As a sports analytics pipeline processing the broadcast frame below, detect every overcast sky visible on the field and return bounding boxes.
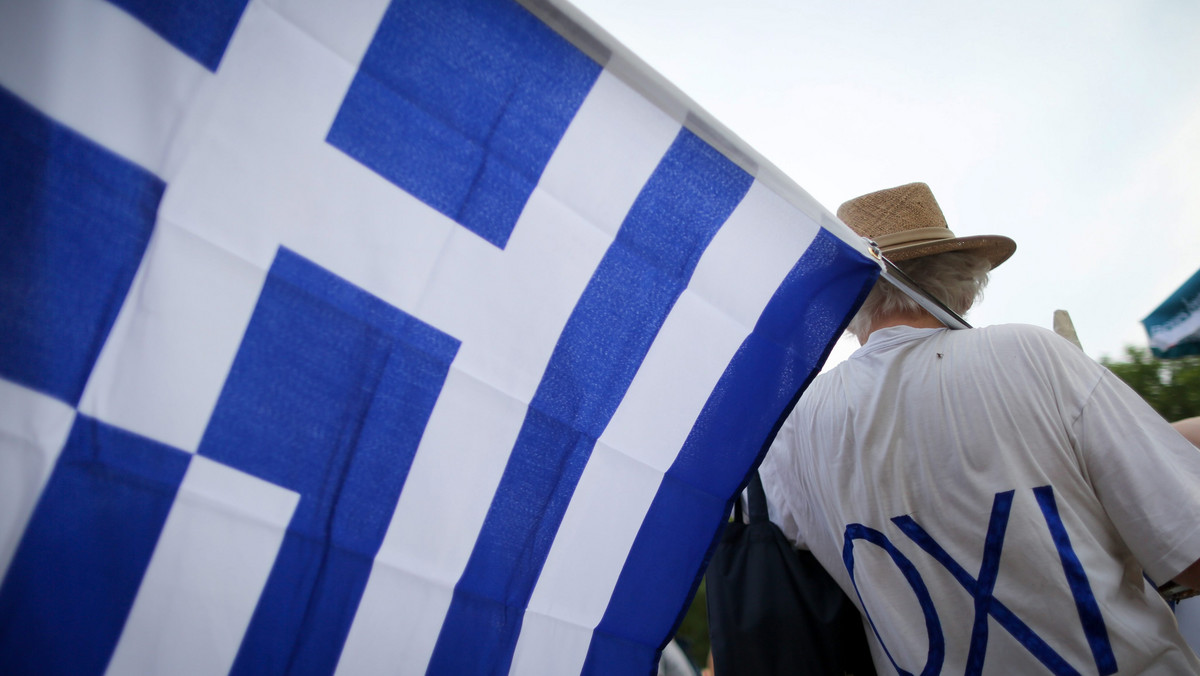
[569,0,1200,364]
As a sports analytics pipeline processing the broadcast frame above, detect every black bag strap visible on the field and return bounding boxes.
[744,470,770,524]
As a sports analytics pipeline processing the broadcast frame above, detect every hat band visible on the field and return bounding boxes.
[874,226,956,249]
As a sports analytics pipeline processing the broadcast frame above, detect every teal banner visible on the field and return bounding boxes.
[1143,267,1200,359]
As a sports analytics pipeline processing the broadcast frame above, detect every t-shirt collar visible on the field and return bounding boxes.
[853,325,948,358]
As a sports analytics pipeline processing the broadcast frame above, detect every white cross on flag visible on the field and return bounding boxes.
[0,0,878,673]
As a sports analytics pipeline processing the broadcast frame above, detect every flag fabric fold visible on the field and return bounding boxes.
[0,0,878,674]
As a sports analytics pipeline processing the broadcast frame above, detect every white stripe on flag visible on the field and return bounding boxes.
[510,181,821,675]
[335,70,682,675]
[596,180,822,473]
[154,0,420,274]
[0,0,208,178]
[332,367,529,676]
[258,0,392,66]
[79,222,268,453]
[79,0,443,453]
[105,456,299,676]
[512,439,666,676]
[0,379,76,582]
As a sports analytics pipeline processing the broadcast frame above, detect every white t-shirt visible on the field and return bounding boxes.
[760,323,1200,675]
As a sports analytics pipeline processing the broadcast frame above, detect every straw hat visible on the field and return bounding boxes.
[836,182,1016,269]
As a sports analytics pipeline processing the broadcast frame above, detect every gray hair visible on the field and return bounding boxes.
[846,251,992,339]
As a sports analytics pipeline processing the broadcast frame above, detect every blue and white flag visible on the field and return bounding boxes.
[0,0,878,674]
[1143,267,1200,359]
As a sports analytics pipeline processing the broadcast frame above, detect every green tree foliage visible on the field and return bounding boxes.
[1101,346,1200,421]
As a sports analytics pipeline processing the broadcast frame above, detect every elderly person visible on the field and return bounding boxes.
[759,182,1200,674]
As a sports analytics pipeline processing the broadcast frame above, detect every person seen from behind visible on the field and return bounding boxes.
[759,182,1200,674]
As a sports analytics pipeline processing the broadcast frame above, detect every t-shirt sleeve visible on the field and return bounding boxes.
[1073,368,1200,584]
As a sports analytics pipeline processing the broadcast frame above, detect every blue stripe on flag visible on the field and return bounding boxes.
[191,248,459,675]
[0,416,192,676]
[582,230,879,674]
[0,85,161,407]
[427,128,755,675]
[327,0,601,249]
[104,0,249,72]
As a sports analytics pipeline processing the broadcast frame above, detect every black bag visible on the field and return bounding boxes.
[706,471,875,676]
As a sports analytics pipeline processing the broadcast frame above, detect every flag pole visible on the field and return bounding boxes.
[863,238,972,330]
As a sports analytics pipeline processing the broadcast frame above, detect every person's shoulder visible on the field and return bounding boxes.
[971,323,1078,352]
[796,365,840,401]
[967,323,1102,379]
[975,322,1058,340]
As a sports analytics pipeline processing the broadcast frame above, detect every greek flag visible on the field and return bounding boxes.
[1144,267,1200,359]
[0,0,877,674]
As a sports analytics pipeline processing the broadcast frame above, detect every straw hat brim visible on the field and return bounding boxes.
[883,234,1016,269]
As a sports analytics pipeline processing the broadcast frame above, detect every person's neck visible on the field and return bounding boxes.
[858,311,945,346]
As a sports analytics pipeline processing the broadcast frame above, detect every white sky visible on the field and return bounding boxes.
[569,0,1200,364]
